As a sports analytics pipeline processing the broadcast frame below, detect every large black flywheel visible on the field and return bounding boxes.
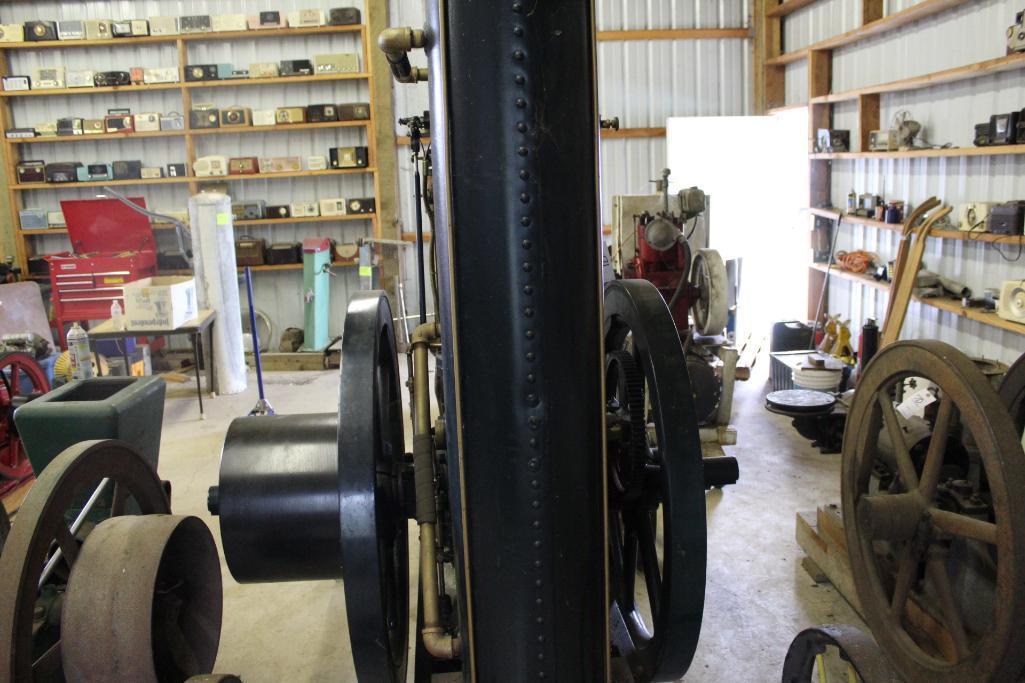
[605,279,707,682]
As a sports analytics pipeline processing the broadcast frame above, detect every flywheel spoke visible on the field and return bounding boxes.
[877,392,919,490]
[918,397,953,501]
[636,507,662,620]
[110,483,128,517]
[32,641,61,675]
[54,525,79,567]
[925,551,970,659]
[889,543,920,616]
[623,524,639,607]
[930,508,997,545]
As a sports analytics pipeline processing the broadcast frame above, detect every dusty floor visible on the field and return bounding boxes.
[155,357,865,681]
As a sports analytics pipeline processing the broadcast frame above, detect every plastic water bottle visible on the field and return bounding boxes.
[110,299,125,331]
[67,322,94,380]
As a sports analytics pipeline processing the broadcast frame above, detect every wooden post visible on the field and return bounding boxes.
[857,94,880,153]
[861,0,885,25]
[755,0,786,112]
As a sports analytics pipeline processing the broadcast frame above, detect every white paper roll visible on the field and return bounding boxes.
[189,193,247,395]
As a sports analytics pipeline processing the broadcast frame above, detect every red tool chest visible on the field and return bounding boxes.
[45,197,158,347]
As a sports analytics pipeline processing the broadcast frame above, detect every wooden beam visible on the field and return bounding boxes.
[861,0,884,24]
[596,28,749,42]
[857,94,880,153]
[811,144,1025,160]
[766,0,821,18]
[601,127,666,139]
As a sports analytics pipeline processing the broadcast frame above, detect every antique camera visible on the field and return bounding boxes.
[291,201,319,217]
[5,128,36,139]
[161,112,185,130]
[144,67,179,84]
[975,122,992,147]
[84,20,112,40]
[319,198,347,216]
[306,155,328,170]
[83,119,105,135]
[167,163,187,177]
[345,197,375,215]
[307,104,339,123]
[0,25,24,42]
[16,161,46,183]
[46,162,83,183]
[194,155,229,177]
[180,15,212,33]
[33,68,66,89]
[19,209,48,230]
[77,163,113,181]
[105,113,135,133]
[276,107,307,124]
[249,62,280,79]
[280,59,314,77]
[314,53,360,74]
[958,202,995,232]
[56,117,84,136]
[330,146,369,169]
[989,201,1025,235]
[288,9,326,27]
[252,109,277,127]
[250,12,287,29]
[112,160,143,180]
[868,129,898,152]
[57,21,85,40]
[221,107,252,127]
[1008,11,1025,52]
[815,128,849,153]
[233,200,267,220]
[134,112,161,132]
[338,102,371,120]
[185,64,219,82]
[2,76,30,91]
[258,156,302,173]
[328,8,362,25]
[94,71,130,87]
[66,70,96,88]
[266,243,301,265]
[266,205,291,219]
[235,236,267,266]
[212,14,248,32]
[190,108,221,129]
[228,157,260,175]
[149,17,180,36]
[990,112,1020,145]
[25,21,58,42]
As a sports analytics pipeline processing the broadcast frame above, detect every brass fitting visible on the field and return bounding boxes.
[378,27,429,83]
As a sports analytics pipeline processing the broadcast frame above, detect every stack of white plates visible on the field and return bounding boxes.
[793,363,842,392]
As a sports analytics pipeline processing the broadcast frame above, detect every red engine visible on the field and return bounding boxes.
[624,211,701,332]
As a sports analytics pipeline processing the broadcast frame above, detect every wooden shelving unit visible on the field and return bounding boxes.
[808,207,1025,245]
[0,18,382,278]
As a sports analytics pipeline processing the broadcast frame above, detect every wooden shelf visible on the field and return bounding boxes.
[810,144,1025,160]
[811,263,1025,336]
[0,83,182,98]
[0,72,368,98]
[0,24,363,50]
[188,119,369,136]
[767,0,972,66]
[809,207,1025,244]
[14,176,189,190]
[13,167,374,190]
[19,213,375,235]
[218,167,376,183]
[766,0,821,19]
[596,28,749,42]
[5,130,186,145]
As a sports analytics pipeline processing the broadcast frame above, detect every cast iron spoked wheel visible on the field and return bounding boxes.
[338,291,409,683]
[689,248,728,337]
[604,279,706,682]
[842,340,1025,683]
[0,504,9,555]
[781,625,900,683]
[606,350,648,501]
[0,439,170,682]
[998,351,1025,437]
[0,351,50,481]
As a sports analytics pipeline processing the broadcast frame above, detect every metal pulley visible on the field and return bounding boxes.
[690,248,729,336]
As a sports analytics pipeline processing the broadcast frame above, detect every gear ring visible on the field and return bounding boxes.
[606,350,648,500]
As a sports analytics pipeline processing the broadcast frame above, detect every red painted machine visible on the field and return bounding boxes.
[46,197,158,348]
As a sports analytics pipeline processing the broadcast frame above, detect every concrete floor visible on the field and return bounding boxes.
[156,357,865,681]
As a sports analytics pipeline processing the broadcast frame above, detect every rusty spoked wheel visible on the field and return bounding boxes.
[0,351,49,482]
[0,439,169,681]
[781,624,900,683]
[998,352,1025,437]
[842,340,1025,682]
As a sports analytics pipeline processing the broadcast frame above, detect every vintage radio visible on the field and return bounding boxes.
[112,20,149,37]
[250,11,287,29]
[276,107,307,124]
[868,129,898,152]
[266,243,301,265]
[266,205,291,219]
[815,128,849,154]
[25,21,58,42]
[94,70,130,87]
[157,250,191,270]
[47,211,66,227]
[235,236,267,266]
[280,59,314,77]
[345,197,376,215]
[17,161,46,183]
[216,63,236,80]
[0,25,24,42]
[212,14,248,32]
[105,114,135,133]
[33,68,66,89]
[160,112,184,130]
[334,242,359,265]
[290,201,319,217]
[134,112,161,132]
[990,112,1020,146]
[84,20,113,40]
[180,15,212,33]
[2,76,30,91]
[220,107,252,127]
[83,119,105,135]
[144,67,179,84]
[319,198,347,217]
[233,200,267,220]
[989,201,1025,235]
[67,70,96,88]
[77,163,113,181]
[46,162,83,183]
[975,122,992,147]
[338,102,371,120]
[252,109,277,127]
[5,128,36,139]
[19,209,48,230]
[112,160,143,180]
[57,118,84,136]
[998,280,1025,325]
[141,166,164,179]
[306,155,328,171]
[307,104,339,123]
[130,67,145,84]
[190,108,221,129]
[194,155,229,177]
[288,9,326,27]
[150,17,180,36]
[228,157,260,175]
[185,64,219,82]
[314,53,360,75]
[35,122,57,137]
[958,203,995,232]
[249,62,280,79]
[57,21,85,40]
[328,8,362,25]
[330,146,369,169]
[257,156,302,173]
[167,163,187,177]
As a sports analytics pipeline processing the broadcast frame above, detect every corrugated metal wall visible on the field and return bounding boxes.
[781,0,1024,364]
[2,0,371,339]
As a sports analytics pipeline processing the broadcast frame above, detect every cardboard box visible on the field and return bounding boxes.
[123,276,197,330]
